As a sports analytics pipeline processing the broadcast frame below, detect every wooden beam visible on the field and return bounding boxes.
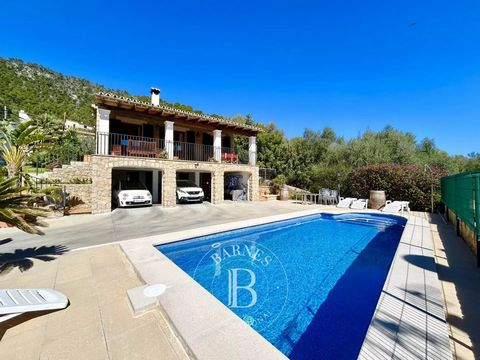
[99,101,260,136]
[147,108,161,114]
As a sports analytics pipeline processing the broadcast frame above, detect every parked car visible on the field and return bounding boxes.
[176,180,204,203]
[113,181,152,207]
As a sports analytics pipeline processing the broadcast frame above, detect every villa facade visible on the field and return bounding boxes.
[54,89,261,214]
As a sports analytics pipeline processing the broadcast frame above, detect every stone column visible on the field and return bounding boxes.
[96,108,111,155]
[162,167,177,207]
[213,129,222,162]
[152,170,159,203]
[211,169,224,204]
[249,136,257,166]
[248,167,260,201]
[91,156,112,214]
[194,172,200,186]
[165,121,174,160]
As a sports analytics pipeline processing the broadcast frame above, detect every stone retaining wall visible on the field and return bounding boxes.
[64,184,92,209]
[46,161,92,182]
[446,208,478,256]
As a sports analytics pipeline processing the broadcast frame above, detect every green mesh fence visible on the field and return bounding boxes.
[441,169,480,235]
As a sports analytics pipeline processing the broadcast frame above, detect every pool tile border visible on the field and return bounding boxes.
[120,209,452,359]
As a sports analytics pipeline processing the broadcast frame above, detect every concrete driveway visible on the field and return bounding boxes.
[0,201,312,254]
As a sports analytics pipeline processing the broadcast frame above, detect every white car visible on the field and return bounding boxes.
[113,181,152,207]
[176,180,204,203]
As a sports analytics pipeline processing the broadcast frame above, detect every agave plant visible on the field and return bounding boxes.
[0,176,50,234]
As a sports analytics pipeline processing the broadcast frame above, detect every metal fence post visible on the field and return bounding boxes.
[63,185,67,217]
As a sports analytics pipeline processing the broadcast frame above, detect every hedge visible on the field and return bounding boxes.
[347,164,447,211]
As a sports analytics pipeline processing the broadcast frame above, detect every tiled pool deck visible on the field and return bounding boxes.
[359,214,452,359]
[0,205,461,359]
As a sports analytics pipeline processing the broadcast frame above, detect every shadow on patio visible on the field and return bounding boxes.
[0,243,69,275]
[421,213,480,359]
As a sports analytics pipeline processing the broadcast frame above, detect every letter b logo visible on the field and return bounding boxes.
[227,268,257,308]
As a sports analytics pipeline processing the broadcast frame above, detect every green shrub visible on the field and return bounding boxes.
[271,175,287,193]
[347,164,447,211]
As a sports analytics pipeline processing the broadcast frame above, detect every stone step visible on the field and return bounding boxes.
[70,161,87,167]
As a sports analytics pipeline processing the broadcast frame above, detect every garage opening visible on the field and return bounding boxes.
[224,171,249,201]
[176,171,212,203]
[111,169,162,208]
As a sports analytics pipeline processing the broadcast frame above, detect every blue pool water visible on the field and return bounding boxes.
[158,213,406,359]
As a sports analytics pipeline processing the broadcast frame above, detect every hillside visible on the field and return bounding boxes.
[0,57,207,126]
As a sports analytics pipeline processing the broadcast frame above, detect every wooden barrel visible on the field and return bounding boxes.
[280,187,289,201]
[369,190,386,210]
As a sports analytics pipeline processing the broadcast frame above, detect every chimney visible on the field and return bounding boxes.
[150,87,160,106]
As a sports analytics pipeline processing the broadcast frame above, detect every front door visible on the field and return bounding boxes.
[200,173,212,202]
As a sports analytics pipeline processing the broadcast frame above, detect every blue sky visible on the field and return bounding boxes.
[1,0,479,155]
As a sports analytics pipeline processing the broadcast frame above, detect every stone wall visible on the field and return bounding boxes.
[46,161,92,182]
[446,207,478,257]
[90,155,260,214]
[64,184,92,209]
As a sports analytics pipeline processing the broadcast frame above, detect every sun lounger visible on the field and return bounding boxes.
[350,199,369,210]
[0,288,69,323]
[337,197,357,208]
[383,200,410,213]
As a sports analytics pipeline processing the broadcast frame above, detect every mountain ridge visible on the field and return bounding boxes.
[0,57,209,125]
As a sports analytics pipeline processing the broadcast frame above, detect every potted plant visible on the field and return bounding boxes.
[272,175,288,200]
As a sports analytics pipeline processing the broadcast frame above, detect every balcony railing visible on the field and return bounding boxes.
[97,132,165,158]
[96,132,241,163]
[172,141,214,162]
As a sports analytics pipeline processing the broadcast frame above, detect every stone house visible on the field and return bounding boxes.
[51,88,261,214]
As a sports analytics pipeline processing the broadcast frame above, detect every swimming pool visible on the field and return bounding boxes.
[158,212,406,359]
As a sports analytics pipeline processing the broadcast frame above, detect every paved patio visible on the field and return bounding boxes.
[0,245,186,360]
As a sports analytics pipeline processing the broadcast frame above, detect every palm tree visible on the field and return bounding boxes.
[0,176,50,234]
[2,141,28,179]
[0,120,52,181]
[1,120,49,149]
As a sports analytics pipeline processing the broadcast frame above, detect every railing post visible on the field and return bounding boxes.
[165,121,174,160]
[96,108,110,155]
[96,132,109,156]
